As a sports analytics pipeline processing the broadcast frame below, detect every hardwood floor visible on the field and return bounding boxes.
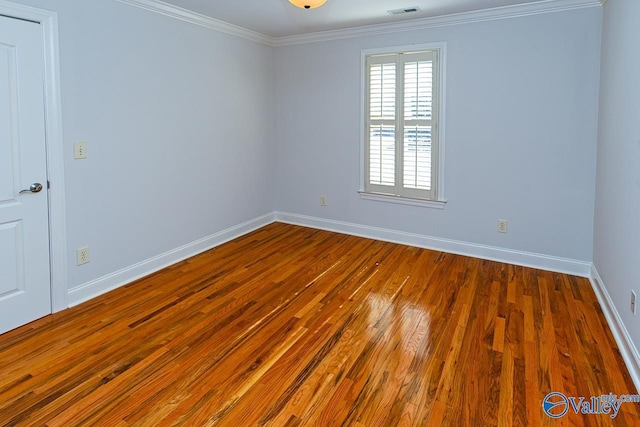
[0,223,638,426]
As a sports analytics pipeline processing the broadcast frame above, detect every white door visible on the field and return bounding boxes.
[0,15,51,334]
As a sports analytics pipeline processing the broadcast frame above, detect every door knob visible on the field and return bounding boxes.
[20,183,43,194]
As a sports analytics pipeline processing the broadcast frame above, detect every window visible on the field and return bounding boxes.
[363,46,444,204]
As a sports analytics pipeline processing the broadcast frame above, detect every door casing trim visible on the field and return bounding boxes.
[0,0,67,312]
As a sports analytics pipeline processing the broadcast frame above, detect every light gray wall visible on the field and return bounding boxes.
[275,7,602,262]
[594,0,640,351]
[11,0,276,291]
[5,1,605,299]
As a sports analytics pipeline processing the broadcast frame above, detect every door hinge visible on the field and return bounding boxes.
[47,180,50,189]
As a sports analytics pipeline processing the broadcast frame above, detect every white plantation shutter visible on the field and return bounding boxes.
[365,50,439,200]
[368,61,396,186]
[369,124,395,186]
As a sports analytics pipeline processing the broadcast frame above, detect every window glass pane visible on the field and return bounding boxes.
[370,125,395,186]
[370,63,396,120]
[403,126,431,190]
[404,61,433,120]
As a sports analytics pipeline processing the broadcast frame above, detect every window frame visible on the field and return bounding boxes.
[360,43,447,207]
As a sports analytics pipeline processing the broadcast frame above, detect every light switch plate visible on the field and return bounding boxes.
[74,142,87,159]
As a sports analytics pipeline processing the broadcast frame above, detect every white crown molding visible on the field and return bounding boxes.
[114,0,273,46]
[273,0,602,46]
[115,0,601,47]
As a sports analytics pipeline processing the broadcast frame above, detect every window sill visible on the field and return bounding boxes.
[358,191,447,209]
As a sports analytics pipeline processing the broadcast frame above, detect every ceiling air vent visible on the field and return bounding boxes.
[388,6,421,15]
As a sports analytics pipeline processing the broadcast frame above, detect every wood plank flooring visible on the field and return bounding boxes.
[0,223,638,426]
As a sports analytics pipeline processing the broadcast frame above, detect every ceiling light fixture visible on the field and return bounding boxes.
[288,0,327,9]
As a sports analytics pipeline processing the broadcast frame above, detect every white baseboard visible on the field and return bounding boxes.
[67,213,276,306]
[68,210,591,306]
[589,265,640,393]
[275,212,640,389]
[274,211,592,277]
[66,210,638,393]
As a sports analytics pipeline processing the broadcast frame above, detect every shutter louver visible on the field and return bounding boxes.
[404,60,433,121]
[403,126,431,190]
[403,59,433,191]
[370,125,395,186]
[369,63,396,120]
[368,61,396,187]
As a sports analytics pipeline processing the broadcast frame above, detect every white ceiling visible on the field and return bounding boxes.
[158,0,556,38]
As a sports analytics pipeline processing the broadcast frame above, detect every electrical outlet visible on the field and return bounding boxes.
[74,142,87,159]
[77,246,90,265]
[320,195,327,206]
[632,291,637,315]
[498,219,508,233]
